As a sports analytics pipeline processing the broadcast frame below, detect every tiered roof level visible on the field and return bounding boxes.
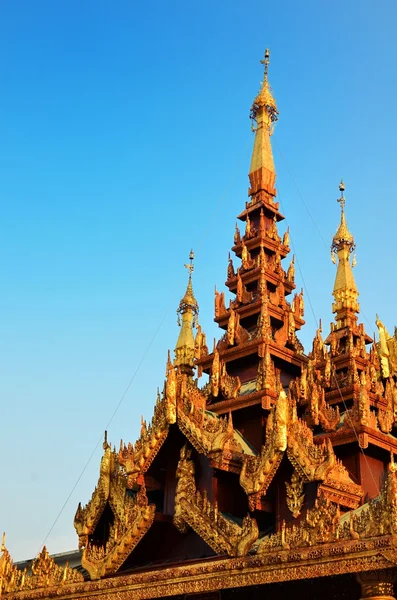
[294,182,397,500]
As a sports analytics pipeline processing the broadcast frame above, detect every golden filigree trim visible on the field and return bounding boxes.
[174,446,258,556]
[0,538,83,595]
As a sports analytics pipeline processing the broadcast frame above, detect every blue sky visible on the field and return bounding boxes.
[1,0,397,560]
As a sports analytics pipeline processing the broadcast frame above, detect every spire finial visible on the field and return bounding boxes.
[260,48,270,83]
[338,179,346,211]
[250,49,278,128]
[179,250,198,316]
[330,181,359,327]
[184,249,194,277]
[248,49,278,196]
[175,252,199,372]
[332,180,355,251]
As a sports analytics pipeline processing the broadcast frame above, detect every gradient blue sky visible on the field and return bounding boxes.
[1,0,397,560]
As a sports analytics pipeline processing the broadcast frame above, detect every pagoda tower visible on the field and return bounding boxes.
[197,49,306,446]
[295,182,397,500]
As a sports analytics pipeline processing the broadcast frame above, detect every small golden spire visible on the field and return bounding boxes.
[249,49,278,197]
[330,181,359,328]
[178,249,198,313]
[175,251,199,373]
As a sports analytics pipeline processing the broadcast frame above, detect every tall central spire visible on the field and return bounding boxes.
[249,49,279,200]
[331,181,359,329]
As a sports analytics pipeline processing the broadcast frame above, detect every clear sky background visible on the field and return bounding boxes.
[1,0,397,561]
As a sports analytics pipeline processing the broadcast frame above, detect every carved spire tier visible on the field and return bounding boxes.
[295,182,397,505]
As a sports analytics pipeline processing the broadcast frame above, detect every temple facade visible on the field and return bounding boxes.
[2,51,397,600]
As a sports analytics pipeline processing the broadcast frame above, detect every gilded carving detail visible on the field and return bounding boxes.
[259,494,341,553]
[241,241,255,271]
[214,289,227,318]
[376,315,397,379]
[116,359,176,488]
[285,472,305,518]
[74,439,156,580]
[176,378,243,458]
[256,345,276,393]
[174,446,258,556]
[0,538,83,595]
[342,459,397,540]
[240,391,361,509]
[240,391,288,508]
[236,272,252,305]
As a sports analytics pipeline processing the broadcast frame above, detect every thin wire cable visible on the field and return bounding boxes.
[196,136,252,251]
[39,304,172,551]
[38,136,253,551]
[273,138,375,335]
[277,184,319,327]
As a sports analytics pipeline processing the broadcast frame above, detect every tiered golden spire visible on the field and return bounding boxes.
[249,49,279,198]
[174,250,199,372]
[331,181,359,328]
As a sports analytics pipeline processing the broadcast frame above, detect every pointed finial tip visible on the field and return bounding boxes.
[260,48,271,78]
[184,250,195,276]
[339,179,345,193]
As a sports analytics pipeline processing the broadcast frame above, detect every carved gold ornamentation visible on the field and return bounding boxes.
[244,214,256,239]
[297,362,340,432]
[342,459,397,540]
[174,446,258,556]
[241,241,255,271]
[211,347,220,398]
[286,255,295,284]
[0,534,25,595]
[0,537,83,595]
[227,255,235,280]
[240,391,288,508]
[117,361,176,488]
[259,493,341,553]
[236,272,252,305]
[376,315,397,380]
[214,289,227,318]
[176,378,243,460]
[234,223,241,245]
[292,289,304,320]
[74,438,156,580]
[285,472,305,518]
[282,227,290,248]
[256,345,276,393]
[240,391,361,510]
[195,324,208,377]
[220,362,241,400]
